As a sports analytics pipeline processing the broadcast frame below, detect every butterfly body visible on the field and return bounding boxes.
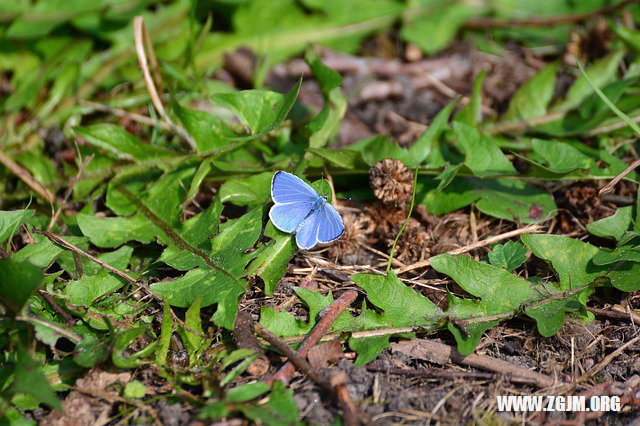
[269,171,344,250]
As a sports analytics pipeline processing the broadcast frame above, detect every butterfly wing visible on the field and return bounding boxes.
[270,171,319,204]
[316,202,344,243]
[295,213,320,250]
[269,171,319,233]
[269,202,314,233]
[294,201,344,250]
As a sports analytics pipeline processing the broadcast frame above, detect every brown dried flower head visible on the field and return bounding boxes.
[385,217,429,263]
[363,202,406,242]
[327,213,367,262]
[369,158,414,208]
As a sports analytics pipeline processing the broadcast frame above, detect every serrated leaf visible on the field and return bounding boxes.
[159,197,223,270]
[209,207,263,276]
[431,253,587,352]
[488,240,528,271]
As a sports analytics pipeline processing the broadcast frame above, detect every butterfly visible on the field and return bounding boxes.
[269,171,345,250]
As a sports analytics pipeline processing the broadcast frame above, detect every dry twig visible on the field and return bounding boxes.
[268,290,358,385]
[133,16,197,150]
[395,223,544,274]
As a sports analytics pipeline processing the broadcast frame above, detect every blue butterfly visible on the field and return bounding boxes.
[269,171,345,250]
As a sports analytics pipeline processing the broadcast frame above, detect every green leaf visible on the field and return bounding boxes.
[350,272,443,363]
[159,196,223,270]
[592,238,640,266]
[186,159,213,200]
[455,71,486,126]
[435,163,462,192]
[219,172,273,205]
[182,296,204,358]
[124,380,146,399]
[431,253,581,351]
[112,327,157,368]
[401,4,479,55]
[554,50,624,112]
[303,52,347,150]
[15,148,58,185]
[348,135,413,167]
[503,63,557,121]
[264,381,298,424]
[575,56,640,137]
[305,50,341,94]
[12,233,69,268]
[12,349,61,409]
[488,241,528,271]
[408,99,459,166]
[587,206,633,240]
[0,259,43,315]
[226,382,270,402]
[76,214,156,248]
[74,334,110,368]
[349,335,391,367]
[74,124,174,161]
[65,245,133,306]
[211,78,301,140]
[151,268,245,330]
[420,177,556,223]
[174,102,234,152]
[210,207,263,275]
[155,302,173,366]
[453,123,516,177]
[530,139,593,173]
[309,148,365,169]
[0,209,34,246]
[247,223,297,295]
[260,288,336,338]
[522,233,640,292]
[522,234,600,289]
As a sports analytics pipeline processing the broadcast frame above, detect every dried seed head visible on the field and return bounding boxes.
[369,158,414,207]
[385,218,429,263]
[327,213,367,262]
[564,18,612,65]
[363,202,406,242]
